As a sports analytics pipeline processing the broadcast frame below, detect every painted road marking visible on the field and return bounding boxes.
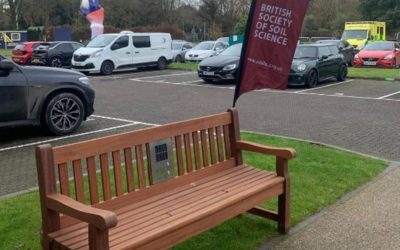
[0,116,160,153]
[377,90,400,100]
[294,80,354,93]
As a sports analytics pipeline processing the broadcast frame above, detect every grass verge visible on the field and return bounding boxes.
[348,67,400,80]
[169,63,400,81]
[0,133,387,250]
[0,49,12,57]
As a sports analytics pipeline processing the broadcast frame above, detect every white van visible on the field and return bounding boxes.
[72,31,173,75]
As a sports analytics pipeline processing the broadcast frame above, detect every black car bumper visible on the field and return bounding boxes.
[288,73,307,86]
[198,69,237,82]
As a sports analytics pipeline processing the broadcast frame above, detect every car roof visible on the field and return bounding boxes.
[298,43,332,47]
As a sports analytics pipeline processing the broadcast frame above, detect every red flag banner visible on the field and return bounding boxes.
[233,0,309,106]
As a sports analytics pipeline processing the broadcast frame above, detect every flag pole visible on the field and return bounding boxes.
[232,0,257,107]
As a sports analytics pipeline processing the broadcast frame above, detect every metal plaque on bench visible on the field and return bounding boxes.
[149,138,174,184]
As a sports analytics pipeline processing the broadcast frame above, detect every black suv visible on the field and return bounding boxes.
[0,57,95,135]
[31,41,83,68]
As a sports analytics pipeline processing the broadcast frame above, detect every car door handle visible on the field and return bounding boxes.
[135,52,139,54]
[126,52,131,55]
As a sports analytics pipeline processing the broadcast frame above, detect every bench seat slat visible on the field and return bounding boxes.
[49,166,283,249]
[55,165,264,239]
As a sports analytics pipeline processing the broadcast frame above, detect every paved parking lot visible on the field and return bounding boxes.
[1,69,399,197]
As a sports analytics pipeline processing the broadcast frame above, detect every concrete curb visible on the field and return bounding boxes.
[257,161,400,250]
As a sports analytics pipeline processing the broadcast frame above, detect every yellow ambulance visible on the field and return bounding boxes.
[341,21,386,50]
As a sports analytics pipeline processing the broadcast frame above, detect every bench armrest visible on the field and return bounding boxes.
[236,140,296,160]
[47,194,118,231]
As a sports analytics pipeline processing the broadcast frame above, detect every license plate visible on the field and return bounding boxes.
[74,62,82,66]
[203,71,214,76]
[32,58,40,64]
[364,61,377,66]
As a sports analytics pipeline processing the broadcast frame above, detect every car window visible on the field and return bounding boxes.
[132,36,151,48]
[215,42,224,50]
[112,36,129,50]
[56,43,73,52]
[183,43,192,49]
[71,43,83,50]
[318,46,332,57]
[329,45,339,54]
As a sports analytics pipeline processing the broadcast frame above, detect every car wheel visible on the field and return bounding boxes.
[337,64,348,81]
[305,70,318,88]
[44,93,85,135]
[393,59,398,69]
[157,57,167,70]
[49,57,63,68]
[100,61,114,75]
[175,55,182,63]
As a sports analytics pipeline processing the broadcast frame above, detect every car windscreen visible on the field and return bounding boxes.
[293,46,318,59]
[341,30,368,40]
[220,44,242,57]
[87,34,118,48]
[172,43,183,50]
[194,42,214,50]
[14,44,26,50]
[36,43,57,50]
[363,42,393,51]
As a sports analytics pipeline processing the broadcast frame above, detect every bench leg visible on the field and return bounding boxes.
[277,182,290,234]
[89,226,109,250]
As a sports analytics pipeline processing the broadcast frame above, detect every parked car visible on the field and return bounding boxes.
[289,44,348,88]
[0,56,94,135]
[198,43,242,83]
[316,39,355,66]
[11,41,42,64]
[353,41,400,68]
[185,41,229,62]
[172,40,192,63]
[31,41,83,68]
[72,31,173,75]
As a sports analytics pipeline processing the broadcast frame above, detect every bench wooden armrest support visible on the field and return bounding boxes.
[236,140,296,160]
[47,194,118,231]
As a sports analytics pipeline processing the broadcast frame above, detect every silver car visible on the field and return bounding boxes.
[172,41,193,63]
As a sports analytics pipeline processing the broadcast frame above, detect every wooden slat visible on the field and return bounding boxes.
[183,134,193,173]
[86,156,99,205]
[72,160,85,203]
[208,128,217,164]
[124,148,135,192]
[146,143,153,186]
[112,151,124,196]
[99,153,111,201]
[175,135,184,176]
[215,126,224,162]
[135,145,146,189]
[53,112,232,164]
[223,125,231,159]
[200,130,209,167]
[192,131,201,170]
[58,163,70,197]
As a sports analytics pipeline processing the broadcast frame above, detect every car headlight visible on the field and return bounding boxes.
[222,64,237,71]
[384,54,393,60]
[297,63,306,71]
[79,77,91,85]
[91,50,103,58]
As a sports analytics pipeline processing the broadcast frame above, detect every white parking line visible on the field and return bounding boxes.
[294,80,354,93]
[377,90,400,100]
[130,72,196,80]
[0,116,160,152]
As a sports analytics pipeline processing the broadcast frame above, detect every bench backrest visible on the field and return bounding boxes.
[36,108,241,206]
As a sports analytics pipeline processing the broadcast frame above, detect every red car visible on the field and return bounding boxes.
[11,41,42,64]
[353,41,400,68]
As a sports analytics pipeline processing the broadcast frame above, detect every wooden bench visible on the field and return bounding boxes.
[36,108,296,250]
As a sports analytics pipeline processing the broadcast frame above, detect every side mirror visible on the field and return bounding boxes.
[338,47,344,51]
[320,55,329,60]
[0,61,14,77]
